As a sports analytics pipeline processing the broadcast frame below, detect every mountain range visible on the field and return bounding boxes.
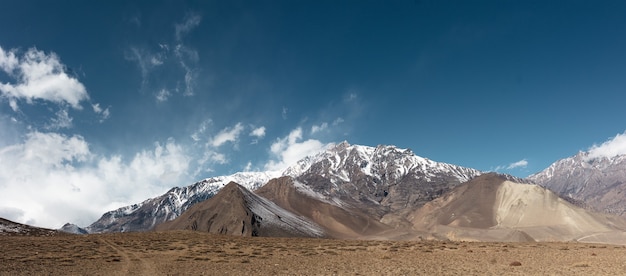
[83,142,481,234]
[49,141,626,244]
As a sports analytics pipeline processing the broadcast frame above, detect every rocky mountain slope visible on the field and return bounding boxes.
[255,176,394,239]
[87,142,482,233]
[156,182,324,238]
[410,173,626,243]
[287,142,482,227]
[528,152,626,217]
[0,218,60,236]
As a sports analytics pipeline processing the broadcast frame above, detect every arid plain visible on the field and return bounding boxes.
[2,231,626,275]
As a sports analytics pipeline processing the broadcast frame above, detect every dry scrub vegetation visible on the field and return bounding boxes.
[2,231,626,275]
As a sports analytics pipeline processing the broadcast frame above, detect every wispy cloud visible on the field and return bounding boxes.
[493,158,529,172]
[191,119,212,142]
[175,13,201,41]
[45,108,73,130]
[125,13,201,98]
[587,131,626,159]
[91,103,110,123]
[311,122,328,134]
[155,88,171,102]
[507,159,528,169]
[124,47,165,91]
[282,107,288,119]
[211,122,244,147]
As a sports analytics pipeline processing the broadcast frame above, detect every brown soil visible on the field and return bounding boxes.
[2,231,626,275]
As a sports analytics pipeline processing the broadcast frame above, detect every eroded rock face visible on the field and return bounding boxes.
[255,176,392,239]
[529,152,626,217]
[156,182,325,238]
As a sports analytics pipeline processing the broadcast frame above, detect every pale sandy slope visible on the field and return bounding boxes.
[409,174,626,244]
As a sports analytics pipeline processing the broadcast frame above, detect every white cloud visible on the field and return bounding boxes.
[587,131,626,159]
[265,127,329,171]
[8,99,18,112]
[311,122,328,134]
[211,122,244,147]
[155,88,171,102]
[150,56,164,66]
[46,109,73,130]
[175,13,202,41]
[0,132,191,228]
[507,159,528,169]
[250,126,266,138]
[332,117,344,126]
[0,46,19,72]
[92,103,110,123]
[0,46,89,109]
[492,158,529,172]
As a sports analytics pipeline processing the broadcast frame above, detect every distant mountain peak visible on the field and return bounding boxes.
[529,150,626,217]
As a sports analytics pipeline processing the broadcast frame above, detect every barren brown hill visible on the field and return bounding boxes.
[255,176,394,239]
[156,182,324,238]
[409,173,626,243]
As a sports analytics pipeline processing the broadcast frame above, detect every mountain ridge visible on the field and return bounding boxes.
[84,142,482,233]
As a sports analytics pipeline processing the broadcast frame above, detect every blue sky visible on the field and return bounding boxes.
[2,0,626,228]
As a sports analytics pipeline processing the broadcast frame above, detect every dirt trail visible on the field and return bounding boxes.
[99,238,156,275]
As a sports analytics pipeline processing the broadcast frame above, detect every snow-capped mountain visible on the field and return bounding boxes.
[528,152,626,217]
[86,142,482,233]
[289,142,482,224]
[86,171,280,233]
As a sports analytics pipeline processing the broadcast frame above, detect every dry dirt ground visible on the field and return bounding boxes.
[2,231,626,275]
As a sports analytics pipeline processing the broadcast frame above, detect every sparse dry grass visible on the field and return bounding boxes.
[1,231,626,275]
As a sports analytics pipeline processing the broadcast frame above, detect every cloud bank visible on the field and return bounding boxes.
[0,132,191,228]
